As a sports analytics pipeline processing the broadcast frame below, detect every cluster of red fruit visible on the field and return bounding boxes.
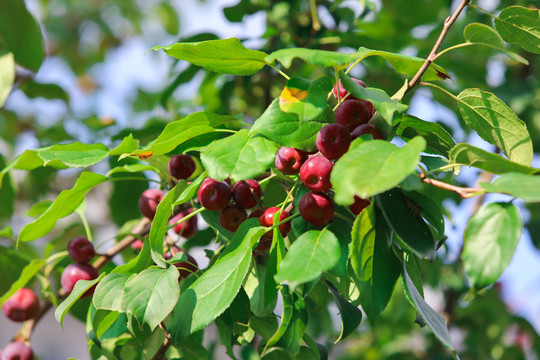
[275,79,374,227]
[197,177,291,252]
[61,236,98,297]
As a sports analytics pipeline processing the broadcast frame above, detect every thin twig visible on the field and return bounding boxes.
[419,173,483,199]
[152,322,173,360]
[403,0,470,96]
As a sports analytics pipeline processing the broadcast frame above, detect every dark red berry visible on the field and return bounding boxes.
[316,123,352,160]
[219,205,248,232]
[197,178,232,211]
[1,341,34,360]
[67,236,95,263]
[335,99,374,132]
[169,208,198,238]
[349,196,370,215]
[168,154,196,180]
[298,192,335,227]
[258,207,291,239]
[232,179,262,209]
[351,123,383,140]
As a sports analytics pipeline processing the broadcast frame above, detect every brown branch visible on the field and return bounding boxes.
[152,322,173,360]
[404,0,470,96]
[419,174,482,199]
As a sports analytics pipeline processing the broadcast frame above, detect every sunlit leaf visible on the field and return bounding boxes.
[481,173,540,202]
[494,6,540,55]
[462,202,522,290]
[0,52,15,107]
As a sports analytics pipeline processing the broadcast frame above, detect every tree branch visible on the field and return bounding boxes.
[151,323,173,360]
[404,0,470,96]
[419,173,483,199]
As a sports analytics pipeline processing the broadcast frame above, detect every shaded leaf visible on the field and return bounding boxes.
[275,229,340,290]
[397,115,455,157]
[495,6,540,55]
[325,280,362,342]
[457,88,533,165]
[0,259,45,307]
[350,204,400,320]
[0,0,44,72]
[252,99,333,151]
[449,143,537,175]
[402,260,458,357]
[462,202,522,290]
[201,129,278,181]
[376,188,436,260]
[153,37,267,76]
[332,137,426,204]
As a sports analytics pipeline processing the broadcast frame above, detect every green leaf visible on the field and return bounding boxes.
[21,80,70,103]
[55,273,105,328]
[266,48,362,68]
[93,273,130,312]
[109,134,139,156]
[121,266,180,331]
[0,247,30,296]
[149,181,189,268]
[0,0,44,72]
[376,188,436,260]
[0,143,110,185]
[402,260,458,357]
[264,227,286,309]
[127,112,232,157]
[153,38,268,76]
[463,23,528,64]
[396,115,455,157]
[355,47,449,81]
[252,99,333,151]
[279,77,333,121]
[480,173,540,202]
[173,171,207,206]
[169,219,266,342]
[449,143,538,175]
[0,51,15,107]
[457,88,533,165]
[325,280,362,343]
[332,137,426,204]
[275,229,340,290]
[402,190,445,241]
[0,259,45,307]
[494,6,540,55]
[266,47,448,81]
[18,172,107,243]
[340,72,408,125]
[350,204,401,320]
[201,129,278,181]
[462,202,522,290]
[265,286,307,355]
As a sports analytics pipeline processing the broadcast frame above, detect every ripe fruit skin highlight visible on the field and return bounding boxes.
[61,263,99,297]
[138,189,164,219]
[350,196,370,215]
[351,123,383,140]
[258,207,292,239]
[232,179,262,209]
[169,208,198,238]
[316,123,351,160]
[2,288,40,323]
[275,147,308,175]
[335,99,374,132]
[298,192,335,227]
[67,236,95,263]
[219,205,248,232]
[299,156,333,192]
[168,154,196,180]
[1,342,34,360]
[197,178,232,211]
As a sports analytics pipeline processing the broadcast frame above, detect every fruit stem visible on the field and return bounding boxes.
[166,207,206,232]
